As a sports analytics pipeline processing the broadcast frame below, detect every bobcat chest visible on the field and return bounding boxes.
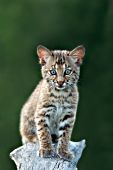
[55,101,63,116]
[49,91,72,118]
[49,98,68,122]
[49,101,64,135]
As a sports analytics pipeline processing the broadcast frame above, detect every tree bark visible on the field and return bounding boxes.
[10,140,86,170]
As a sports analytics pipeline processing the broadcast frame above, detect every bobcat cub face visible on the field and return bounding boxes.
[37,45,85,90]
[49,63,73,90]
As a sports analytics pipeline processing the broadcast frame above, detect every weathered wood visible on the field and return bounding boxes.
[10,140,86,170]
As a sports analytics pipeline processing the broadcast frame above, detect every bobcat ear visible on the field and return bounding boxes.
[37,45,52,65]
[69,45,85,65]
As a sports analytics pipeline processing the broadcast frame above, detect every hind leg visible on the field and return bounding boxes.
[20,113,37,144]
[21,130,37,144]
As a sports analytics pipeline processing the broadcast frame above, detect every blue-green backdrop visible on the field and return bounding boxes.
[0,0,113,170]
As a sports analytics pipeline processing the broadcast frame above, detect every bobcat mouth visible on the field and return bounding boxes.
[56,86,65,90]
[55,83,66,90]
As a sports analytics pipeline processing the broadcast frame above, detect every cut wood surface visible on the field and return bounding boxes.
[10,140,86,170]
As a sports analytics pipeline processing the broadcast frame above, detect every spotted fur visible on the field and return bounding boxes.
[20,45,85,159]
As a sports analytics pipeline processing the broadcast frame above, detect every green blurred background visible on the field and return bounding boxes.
[0,0,113,169]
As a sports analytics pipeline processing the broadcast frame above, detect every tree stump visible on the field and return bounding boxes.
[10,140,86,170]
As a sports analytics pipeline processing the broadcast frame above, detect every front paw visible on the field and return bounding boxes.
[38,148,56,158]
[58,150,74,160]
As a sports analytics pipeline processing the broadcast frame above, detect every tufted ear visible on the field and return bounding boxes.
[69,45,85,65]
[37,45,52,65]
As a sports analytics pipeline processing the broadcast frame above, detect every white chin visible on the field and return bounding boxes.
[55,86,66,90]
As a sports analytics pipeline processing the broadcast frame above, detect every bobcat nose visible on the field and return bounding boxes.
[57,81,64,87]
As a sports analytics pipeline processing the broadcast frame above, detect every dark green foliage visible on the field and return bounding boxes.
[0,0,113,169]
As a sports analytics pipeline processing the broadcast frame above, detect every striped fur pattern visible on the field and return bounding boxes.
[20,45,85,159]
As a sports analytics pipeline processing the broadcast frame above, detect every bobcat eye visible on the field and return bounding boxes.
[50,69,56,75]
[64,69,72,75]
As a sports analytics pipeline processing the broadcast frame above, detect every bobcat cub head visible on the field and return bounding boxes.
[37,45,85,90]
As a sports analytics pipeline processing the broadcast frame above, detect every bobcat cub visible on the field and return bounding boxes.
[20,45,85,159]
